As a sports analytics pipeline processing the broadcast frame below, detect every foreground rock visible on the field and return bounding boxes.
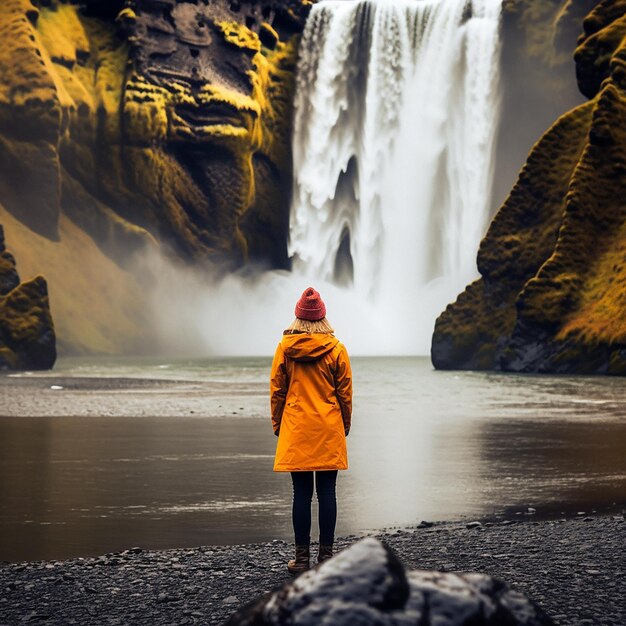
[0,225,55,369]
[227,537,553,625]
[432,1,626,374]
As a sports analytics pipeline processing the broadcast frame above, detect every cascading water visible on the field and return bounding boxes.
[150,0,504,356]
[287,0,502,353]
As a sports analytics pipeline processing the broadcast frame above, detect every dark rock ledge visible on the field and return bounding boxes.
[0,515,624,626]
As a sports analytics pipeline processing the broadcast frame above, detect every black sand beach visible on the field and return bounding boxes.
[1,513,624,626]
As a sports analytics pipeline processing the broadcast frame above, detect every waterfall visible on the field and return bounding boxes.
[287,0,503,353]
[149,0,504,357]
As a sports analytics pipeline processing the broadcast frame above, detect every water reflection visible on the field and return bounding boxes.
[475,419,626,514]
[0,357,624,561]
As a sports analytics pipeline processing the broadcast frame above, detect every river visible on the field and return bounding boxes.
[0,356,624,562]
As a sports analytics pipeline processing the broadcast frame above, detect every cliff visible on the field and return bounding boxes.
[432,0,626,375]
[0,225,55,369]
[0,0,309,357]
[492,0,591,208]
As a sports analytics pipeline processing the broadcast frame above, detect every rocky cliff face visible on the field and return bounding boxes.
[0,226,55,369]
[1,0,308,264]
[0,0,309,356]
[432,0,626,375]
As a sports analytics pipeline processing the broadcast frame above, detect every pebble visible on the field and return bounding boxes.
[0,514,623,625]
[156,593,173,603]
[222,595,239,604]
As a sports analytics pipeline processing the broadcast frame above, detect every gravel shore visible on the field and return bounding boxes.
[1,513,624,626]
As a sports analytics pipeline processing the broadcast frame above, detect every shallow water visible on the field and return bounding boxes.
[1,356,625,562]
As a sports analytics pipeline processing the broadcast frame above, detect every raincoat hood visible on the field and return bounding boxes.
[281,333,339,362]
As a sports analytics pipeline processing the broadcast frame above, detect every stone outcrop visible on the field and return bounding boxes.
[226,538,554,625]
[432,0,626,375]
[0,225,55,369]
[0,0,309,354]
[0,0,307,265]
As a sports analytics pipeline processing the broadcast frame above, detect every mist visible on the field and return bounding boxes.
[137,246,479,357]
[131,0,506,359]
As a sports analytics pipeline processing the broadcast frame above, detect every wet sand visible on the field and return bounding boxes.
[0,513,624,625]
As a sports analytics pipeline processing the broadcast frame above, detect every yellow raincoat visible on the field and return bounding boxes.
[270,333,352,472]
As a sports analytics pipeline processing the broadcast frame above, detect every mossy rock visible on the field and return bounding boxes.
[432,0,626,375]
[0,226,20,295]
[3,2,309,263]
[0,226,56,370]
[0,0,310,355]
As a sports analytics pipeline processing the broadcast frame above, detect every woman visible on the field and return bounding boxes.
[270,287,352,574]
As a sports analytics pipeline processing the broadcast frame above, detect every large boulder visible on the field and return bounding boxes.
[432,0,626,375]
[0,225,55,370]
[226,538,554,625]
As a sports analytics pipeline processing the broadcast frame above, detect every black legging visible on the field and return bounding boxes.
[291,470,338,546]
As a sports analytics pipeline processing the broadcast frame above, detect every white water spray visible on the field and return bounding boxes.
[151,0,503,356]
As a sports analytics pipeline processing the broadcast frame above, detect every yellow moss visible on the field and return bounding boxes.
[216,20,261,55]
[0,276,51,343]
[434,1,626,372]
[0,203,151,355]
[255,37,299,160]
[0,0,305,353]
[0,0,61,134]
[260,22,279,47]
[85,17,129,140]
[237,33,300,263]
[37,4,89,70]
[557,219,626,343]
[123,73,170,143]
[116,8,136,23]
[26,2,98,115]
[574,12,626,98]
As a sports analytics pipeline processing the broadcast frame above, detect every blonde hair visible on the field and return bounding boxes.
[285,317,334,335]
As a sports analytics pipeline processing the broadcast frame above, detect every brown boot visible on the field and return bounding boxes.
[318,543,333,564]
[287,544,310,575]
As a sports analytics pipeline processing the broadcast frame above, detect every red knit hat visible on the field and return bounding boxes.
[295,287,326,321]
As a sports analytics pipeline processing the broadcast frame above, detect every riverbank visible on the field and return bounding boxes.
[1,513,623,625]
